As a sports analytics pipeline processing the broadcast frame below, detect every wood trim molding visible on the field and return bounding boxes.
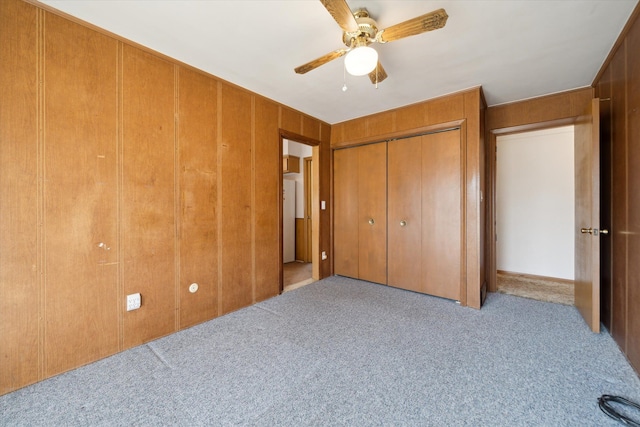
[280,129,321,146]
[332,119,466,150]
[497,270,575,285]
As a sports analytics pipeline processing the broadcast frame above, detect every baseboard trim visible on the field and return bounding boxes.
[497,270,574,285]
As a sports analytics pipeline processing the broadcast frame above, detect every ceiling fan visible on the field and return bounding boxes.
[294,0,448,84]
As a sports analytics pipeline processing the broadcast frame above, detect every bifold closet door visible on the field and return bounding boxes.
[388,136,422,293]
[421,130,462,301]
[388,130,462,301]
[334,147,359,278]
[334,143,387,284]
[358,143,387,284]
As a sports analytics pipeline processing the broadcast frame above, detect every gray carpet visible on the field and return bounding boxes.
[1,276,639,426]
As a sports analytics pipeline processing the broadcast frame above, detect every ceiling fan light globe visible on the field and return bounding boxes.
[344,46,378,76]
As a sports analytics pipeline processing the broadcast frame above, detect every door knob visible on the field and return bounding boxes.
[368,218,375,225]
[580,228,593,234]
[97,242,110,250]
[600,229,609,235]
[400,220,407,227]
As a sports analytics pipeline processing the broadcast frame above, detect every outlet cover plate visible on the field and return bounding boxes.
[126,293,141,311]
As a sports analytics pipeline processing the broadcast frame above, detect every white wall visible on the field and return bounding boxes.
[496,126,574,280]
[283,140,312,218]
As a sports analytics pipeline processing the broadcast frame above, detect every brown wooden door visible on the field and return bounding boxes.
[388,136,422,292]
[358,143,387,284]
[304,157,313,263]
[388,131,462,300]
[575,99,601,333]
[421,130,462,301]
[334,147,359,278]
[334,143,387,283]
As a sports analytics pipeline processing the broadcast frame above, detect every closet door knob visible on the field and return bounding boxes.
[580,227,593,235]
[400,220,407,227]
[368,218,375,225]
[97,242,110,250]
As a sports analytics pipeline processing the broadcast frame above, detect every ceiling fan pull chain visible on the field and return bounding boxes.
[375,61,379,89]
[342,60,348,92]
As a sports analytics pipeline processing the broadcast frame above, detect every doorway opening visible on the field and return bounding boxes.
[495,125,575,305]
[282,138,317,292]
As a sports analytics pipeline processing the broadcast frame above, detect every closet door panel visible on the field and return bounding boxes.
[388,136,422,292]
[358,143,387,284]
[43,14,119,376]
[177,68,217,328]
[422,130,462,300]
[122,46,176,347]
[334,148,359,278]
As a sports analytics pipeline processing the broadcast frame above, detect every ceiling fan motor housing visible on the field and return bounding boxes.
[343,9,378,47]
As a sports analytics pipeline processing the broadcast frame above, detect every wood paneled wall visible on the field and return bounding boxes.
[0,0,331,395]
[330,88,486,309]
[0,0,40,392]
[44,12,120,376]
[593,3,640,374]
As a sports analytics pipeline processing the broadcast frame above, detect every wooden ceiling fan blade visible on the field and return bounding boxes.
[294,49,347,74]
[378,8,448,43]
[320,0,359,33]
[368,61,388,84]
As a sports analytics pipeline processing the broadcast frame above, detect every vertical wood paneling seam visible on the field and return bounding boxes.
[37,7,45,382]
[216,82,223,315]
[300,115,304,138]
[624,39,630,350]
[459,118,467,306]
[461,122,469,306]
[174,65,180,331]
[464,93,477,307]
[278,134,284,293]
[300,114,304,136]
[116,41,124,351]
[384,142,389,284]
[251,96,256,303]
[278,105,283,293]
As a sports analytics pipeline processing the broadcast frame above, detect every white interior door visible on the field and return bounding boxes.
[283,179,296,263]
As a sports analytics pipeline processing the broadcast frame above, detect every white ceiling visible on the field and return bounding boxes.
[40,0,638,124]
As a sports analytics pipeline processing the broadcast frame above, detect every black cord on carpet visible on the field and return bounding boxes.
[598,395,640,426]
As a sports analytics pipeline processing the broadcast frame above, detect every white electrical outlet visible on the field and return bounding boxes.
[126,293,141,311]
